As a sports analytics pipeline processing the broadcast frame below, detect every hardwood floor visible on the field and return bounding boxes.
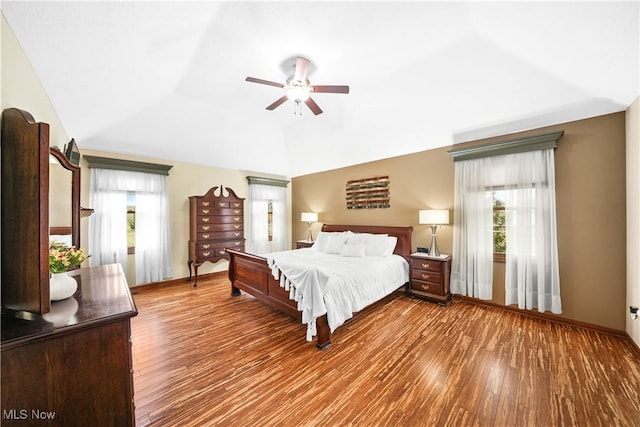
[131,275,640,426]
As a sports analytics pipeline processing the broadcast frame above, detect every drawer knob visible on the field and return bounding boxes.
[202,201,210,207]
[219,250,225,255]
[234,232,240,237]
[202,251,210,257]
[233,203,240,207]
[202,217,209,222]
[234,217,240,222]
[421,274,430,280]
[202,225,210,231]
[202,234,210,239]
[219,202,226,207]
[234,209,241,214]
[202,244,210,249]
[234,241,240,246]
[421,284,430,291]
[234,225,240,229]
[421,263,430,268]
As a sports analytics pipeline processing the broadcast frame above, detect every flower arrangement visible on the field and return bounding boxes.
[49,241,89,274]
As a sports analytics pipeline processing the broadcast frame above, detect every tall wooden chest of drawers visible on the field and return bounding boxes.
[188,186,245,286]
[407,253,452,305]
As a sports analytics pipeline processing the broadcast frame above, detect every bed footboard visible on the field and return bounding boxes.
[226,248,331,349]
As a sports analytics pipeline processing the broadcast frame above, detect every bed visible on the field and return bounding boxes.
[226,224,413,349]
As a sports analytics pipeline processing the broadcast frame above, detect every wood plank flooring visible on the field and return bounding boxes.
[130,275,640,426]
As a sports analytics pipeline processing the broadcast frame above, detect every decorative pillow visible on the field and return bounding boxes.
[365,233,391,257]
[340,243,366,257]
[324,233,349,254]
[313,231,343,252]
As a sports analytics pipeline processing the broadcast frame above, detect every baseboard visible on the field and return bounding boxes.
[130,271,228,293]
[456,295,629,338]
[626,333,640,359]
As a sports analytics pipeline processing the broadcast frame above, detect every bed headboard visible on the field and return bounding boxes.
[320,224,413,259]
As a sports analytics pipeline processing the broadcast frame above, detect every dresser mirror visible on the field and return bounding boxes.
[49,147,80,249]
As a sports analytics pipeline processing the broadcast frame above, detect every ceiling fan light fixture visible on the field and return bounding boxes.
[286,86,310,102]
[246,56,348,116]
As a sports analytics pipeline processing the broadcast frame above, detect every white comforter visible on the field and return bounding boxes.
[265,248,409,341]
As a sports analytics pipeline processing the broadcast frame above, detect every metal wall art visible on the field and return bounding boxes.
[346,175,390,209]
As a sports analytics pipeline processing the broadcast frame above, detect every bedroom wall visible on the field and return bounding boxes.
[292,112,628,331]
[627,96,640,346]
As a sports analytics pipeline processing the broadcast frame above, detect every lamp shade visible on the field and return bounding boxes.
[301,212,318,222]
[419,209,449,225]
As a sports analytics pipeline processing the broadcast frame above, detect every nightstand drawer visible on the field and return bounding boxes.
[410,280,444,295]
[410,257,442,272]
[411,270,441,284]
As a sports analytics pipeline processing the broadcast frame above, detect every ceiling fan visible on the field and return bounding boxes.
[245,57,349,116]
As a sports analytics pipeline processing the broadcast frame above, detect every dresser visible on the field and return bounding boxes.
[1,264,137,427]
[407,253,452,305]
[188,186,245,286]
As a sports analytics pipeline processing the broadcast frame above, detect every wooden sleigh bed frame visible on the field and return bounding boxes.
[226,224,413,349]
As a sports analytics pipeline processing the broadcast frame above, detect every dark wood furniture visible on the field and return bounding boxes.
[1,108,51,314]
[1,263,138,427]
[226,224,413,349]
[188,186,245,286]
[295,240,314,249]
[407,253,452,305]
[49,147,81,249]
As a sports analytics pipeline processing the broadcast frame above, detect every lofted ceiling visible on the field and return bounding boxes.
[1,1,638,177]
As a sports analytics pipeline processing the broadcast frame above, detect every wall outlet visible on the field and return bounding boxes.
[630,306,639,320]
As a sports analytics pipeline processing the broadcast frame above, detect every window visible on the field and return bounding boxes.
[127,192,136,254]
[267,200,273,242]
[88,163,173,285]
[493,190,506,261]
[246,176,289,254]
[449,132,562,314]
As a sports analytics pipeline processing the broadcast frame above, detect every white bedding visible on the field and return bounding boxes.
[266,248,409,341]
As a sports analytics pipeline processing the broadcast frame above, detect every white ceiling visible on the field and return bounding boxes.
[2,1,638,177]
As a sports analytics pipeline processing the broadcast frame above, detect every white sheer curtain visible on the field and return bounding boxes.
[135,173,173,284]
[89,168,173,285]
[450,156,495,299]
[247,183,289,254]
[504,148,561,314]
[89,169,129,270]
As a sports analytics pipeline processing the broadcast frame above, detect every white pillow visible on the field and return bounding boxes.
[324,233,348,254]
[365,233,391,257]
[340,243,366,257]
[384,236,398,256]
[313,231,343,252]
[345,231,374,245]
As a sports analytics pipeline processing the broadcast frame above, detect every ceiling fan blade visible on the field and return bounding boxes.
[246,77,284,88]
[312,85,350,94]
[266,95,289,110]
[294,57,310,82]
[304,97,323,115]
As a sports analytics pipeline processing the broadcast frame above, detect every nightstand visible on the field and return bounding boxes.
[296,240,314,249]
[407,253,452,305]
